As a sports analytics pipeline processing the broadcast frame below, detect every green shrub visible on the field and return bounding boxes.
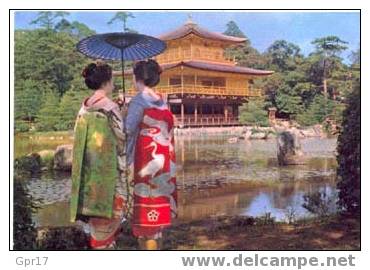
[14,154,42,174]
[13,176,39,250]
[15,121,30,133]
[296,94,345,127]
[239,98,269,127]
[336,82,360,215]
[302,191,337,218]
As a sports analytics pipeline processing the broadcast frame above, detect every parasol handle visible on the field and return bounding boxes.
[120,48,126,107]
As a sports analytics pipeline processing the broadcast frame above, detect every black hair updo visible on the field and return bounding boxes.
[133,59,162,87]
[82,62,112,90]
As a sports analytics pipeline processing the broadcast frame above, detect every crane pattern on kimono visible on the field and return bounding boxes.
[138,141,165,178]
[135,114,177,217]
[134,167,177,217]
[139,114,174,152]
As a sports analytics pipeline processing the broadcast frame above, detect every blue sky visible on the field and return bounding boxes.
[14,11,360,62]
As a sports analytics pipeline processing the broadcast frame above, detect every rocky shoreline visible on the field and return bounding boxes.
[16,124,328,171]
[15,124,330,172]
[175,124,327,140]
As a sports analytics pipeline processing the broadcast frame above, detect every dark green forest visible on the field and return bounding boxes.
[14,12,360,132]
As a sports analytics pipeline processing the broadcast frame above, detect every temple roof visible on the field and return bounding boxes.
[114,61,273,76]
[158,19,247,43]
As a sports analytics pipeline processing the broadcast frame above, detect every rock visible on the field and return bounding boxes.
[243,129,252,140]
[38,149,55,158]
[228,137,238,143]
[54,144,73,171]
[38,150,55,168]
[37,226,89,250]
[313,124,326,138]
[300,127,317,138]
[250,132,267,140]
[277,131,306,165]
[14,153,42,174]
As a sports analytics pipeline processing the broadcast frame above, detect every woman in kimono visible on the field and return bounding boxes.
[126,59,177,250]
[70,62,129,249]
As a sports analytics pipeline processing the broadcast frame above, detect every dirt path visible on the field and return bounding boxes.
[35,214,359,250]
[157,214,360,250]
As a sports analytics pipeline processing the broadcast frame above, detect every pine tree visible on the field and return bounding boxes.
[36,91,60,131]
[311,36,348,98]
[107,12,136,32]
[15,79,42,122]
[239,98,269,127]
[224,21,246,38]
[57,90,90,130]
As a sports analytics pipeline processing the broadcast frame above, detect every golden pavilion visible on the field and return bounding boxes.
[117,18,273,127]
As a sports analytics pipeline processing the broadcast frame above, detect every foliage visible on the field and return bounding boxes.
[107,12,136,32]
[30,11,70,30]
[223,21,267,69]
[36,227,89,250]
[15,29,88,97]
[14,153,42,174]
[55,19,96,38]
[223,21,246,38]
[311,36,348,57]
[14,12,95,132]
[239,98,269,127]
[310,36,348,97]
[15,79,43,122]
[302,191,337,218]
[255,212,275,226]
[275,84,303,117]
[296,94,345,127]
[13,177,39,250]
[336,82,360,215]
[14,120,31,133]
[56,90,90,130]
[266,40,303,72]
[262,36,351,122]
[36,91,60,131]
[14,17,357,132]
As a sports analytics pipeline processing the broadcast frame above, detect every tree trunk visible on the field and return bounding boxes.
[323,78,328,98]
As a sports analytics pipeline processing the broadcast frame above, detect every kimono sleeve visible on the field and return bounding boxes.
[70,115,88,222]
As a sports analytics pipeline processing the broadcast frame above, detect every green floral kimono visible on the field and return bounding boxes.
[70,102,128,223]
[70,111,114,221]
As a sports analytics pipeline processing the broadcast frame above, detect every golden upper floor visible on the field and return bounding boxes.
[155,19,246,66]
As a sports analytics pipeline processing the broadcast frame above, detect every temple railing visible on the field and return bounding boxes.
[155,49,235,65]
[125,84,261,97]
[173,115,240,127]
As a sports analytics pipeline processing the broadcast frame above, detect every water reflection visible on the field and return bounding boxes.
[24,136,337,226]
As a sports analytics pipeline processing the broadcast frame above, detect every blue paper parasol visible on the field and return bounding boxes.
[77,32,166,101]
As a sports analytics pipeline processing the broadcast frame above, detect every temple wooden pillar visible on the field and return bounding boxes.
[199,103,203,125]
[181,103,184,126]
[211,105,215,124]
[181,65,184,97]
[224,103,228,124]
[194,102,198,124]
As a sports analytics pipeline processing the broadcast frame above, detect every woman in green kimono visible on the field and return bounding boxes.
[70,62,129,249]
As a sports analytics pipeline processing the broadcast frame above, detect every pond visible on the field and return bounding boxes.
[17,133,338,226]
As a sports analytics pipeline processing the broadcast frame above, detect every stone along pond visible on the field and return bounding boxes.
[15,133,338,227]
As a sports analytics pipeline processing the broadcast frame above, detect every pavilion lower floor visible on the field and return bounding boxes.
[167,96,246,127]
